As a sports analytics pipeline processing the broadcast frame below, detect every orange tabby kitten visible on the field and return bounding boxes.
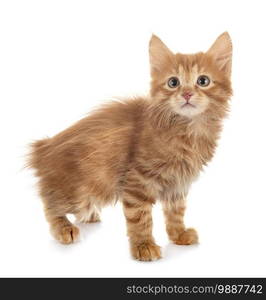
[29,33,232,261]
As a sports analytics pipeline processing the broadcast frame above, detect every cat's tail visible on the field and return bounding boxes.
[26,138,51,174]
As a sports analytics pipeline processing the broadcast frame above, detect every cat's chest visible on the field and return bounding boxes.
[149,134,215,187]
[170,135,214,165]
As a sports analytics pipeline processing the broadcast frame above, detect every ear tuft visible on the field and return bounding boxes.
[207,32,232,76]
[149,34,174,74]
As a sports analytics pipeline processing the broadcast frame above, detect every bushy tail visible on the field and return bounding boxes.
[26,138,51,172]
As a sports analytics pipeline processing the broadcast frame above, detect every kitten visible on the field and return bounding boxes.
[29,33,232,261]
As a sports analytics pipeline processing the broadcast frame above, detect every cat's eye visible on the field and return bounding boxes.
[197,75,210,87]
[168,77,180,88]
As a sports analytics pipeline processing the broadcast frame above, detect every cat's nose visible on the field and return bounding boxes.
[182,91,193,101]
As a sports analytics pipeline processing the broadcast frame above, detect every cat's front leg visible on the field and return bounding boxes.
[122,184,161,261]
[162,195,198,245]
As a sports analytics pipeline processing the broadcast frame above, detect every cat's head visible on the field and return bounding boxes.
[149,33,232,122]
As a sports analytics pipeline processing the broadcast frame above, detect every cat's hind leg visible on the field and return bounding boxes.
[41,189,80,244]
[46,213,80,244]
[75,204,101,224]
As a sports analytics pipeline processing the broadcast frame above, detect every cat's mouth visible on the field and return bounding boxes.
[181,102,196,109]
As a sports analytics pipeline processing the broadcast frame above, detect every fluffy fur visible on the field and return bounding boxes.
[28,33,232,261]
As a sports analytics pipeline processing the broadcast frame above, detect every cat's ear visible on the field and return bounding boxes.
[207,32,232,76]
[149,34,174,74]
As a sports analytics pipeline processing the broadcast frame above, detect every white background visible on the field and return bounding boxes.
[0,0,266,277]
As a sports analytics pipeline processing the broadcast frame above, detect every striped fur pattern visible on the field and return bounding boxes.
[28,33,232,261]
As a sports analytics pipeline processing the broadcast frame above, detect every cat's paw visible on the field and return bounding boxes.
[87,211,101,223]
[131,242,161,261]
[174,228,198,245]
[55,224,80,244]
